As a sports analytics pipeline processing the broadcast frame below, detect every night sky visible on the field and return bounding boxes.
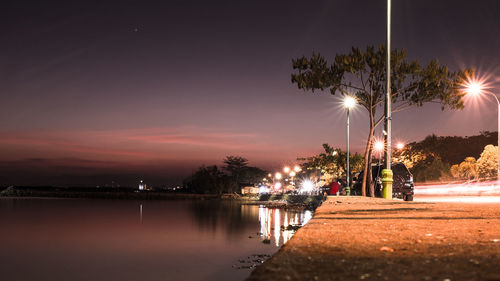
[1,0,499,186]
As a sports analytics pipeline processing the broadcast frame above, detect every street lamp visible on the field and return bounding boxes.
[344,96,356,195]
[396,142,405,150]
[466,80,500,179]
[374,140,384,165]
[289,171,296,186]
[374,140,385,196]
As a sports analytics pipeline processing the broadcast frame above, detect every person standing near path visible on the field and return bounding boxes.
[329,180,340,195]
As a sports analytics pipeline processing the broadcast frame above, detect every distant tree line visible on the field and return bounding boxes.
[450,144,498,180]
[183,156,267,194]
[393,131,498,182]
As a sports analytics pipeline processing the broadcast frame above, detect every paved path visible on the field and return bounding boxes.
[247,196,500,281]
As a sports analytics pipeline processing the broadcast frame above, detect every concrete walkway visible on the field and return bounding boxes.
[247,196,500,281]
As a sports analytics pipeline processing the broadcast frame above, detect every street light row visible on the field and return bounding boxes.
[374,140,405,152]
[268,165,301,181]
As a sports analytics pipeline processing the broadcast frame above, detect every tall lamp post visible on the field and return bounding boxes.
[382,0,394,199]
[344,96,356,195]
[466,81,500,179]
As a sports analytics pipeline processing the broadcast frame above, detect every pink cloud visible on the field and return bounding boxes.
[0,126,292,163]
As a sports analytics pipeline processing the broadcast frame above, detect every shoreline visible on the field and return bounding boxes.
[0,186,325,210]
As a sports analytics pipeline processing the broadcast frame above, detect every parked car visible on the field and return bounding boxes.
[351,162,414,201]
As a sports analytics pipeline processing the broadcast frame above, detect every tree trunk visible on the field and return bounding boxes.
[367,148,375,197]
[361,106,376,197]
[361,125,375,197]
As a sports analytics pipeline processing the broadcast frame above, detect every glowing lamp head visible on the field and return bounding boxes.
[275,172,282,180]
[283,166,290,173]
[396,142,405,150]
[301,179,314,192]
[289,171,296,177]
[344,96,356,109]
[466,81,483,96]
[294,165,301,172]
[374,141,384,152]
[274,182,282,190]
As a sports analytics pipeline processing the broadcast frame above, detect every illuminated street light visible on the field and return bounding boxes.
[283,166,290,173]
[344,95,357,195]
[465,81,483,96]
[374,140,384,152]
[465,79,500,179]
[374,140,384,165]
[275,172,282,180]
[344,96,356,109]
[396,142,405,150]
[293,165,301,172]
[289,171,297,186]
[300,179,314,194]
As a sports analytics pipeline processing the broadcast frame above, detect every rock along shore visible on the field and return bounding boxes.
[247,196,500,281]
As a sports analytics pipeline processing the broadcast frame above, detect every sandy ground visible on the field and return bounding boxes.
[247,196,500,281]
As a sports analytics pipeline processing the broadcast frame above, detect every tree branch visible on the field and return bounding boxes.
[392,103,413,113]
[340,83,365,92]
[374,115,384,128]
[374,98,384,108]
[360,71,367,92]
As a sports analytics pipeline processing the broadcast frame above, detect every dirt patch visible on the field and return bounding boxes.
[247,196,500,281]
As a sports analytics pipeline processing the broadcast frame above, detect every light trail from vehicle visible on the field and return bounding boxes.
[415,196,500,203]
[414,180,500,203]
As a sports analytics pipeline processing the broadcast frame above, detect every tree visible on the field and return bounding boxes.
[411,158,450,182]
[223,155,249,185]
[451,157,477,180]
[183,156,267,194]
[183,165,235,194]
[450,164,461,179]
[239,166,268,185]
[292,46,471,196]
[476,145,498,179]
[458,157,477,180]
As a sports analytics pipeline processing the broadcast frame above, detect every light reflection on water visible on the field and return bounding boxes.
[0,198,312,281]
[258,206,312,247]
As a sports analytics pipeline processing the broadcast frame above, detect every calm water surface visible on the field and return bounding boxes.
[0,198,312,281]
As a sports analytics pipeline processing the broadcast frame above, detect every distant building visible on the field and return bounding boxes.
[241,186,259,195]
[138,180,146,191]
